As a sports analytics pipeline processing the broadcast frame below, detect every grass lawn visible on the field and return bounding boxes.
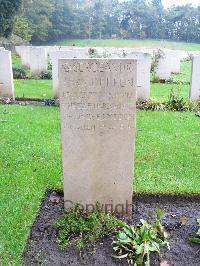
[151,83,190,101]
[135,111,200,194]
[150,60,191,101]
[54,38,200,51]
[14,79,53,99]
[12,53,22,68]
[0,104,199,264]
[0,105,62,265]
[13,60,192,101]
[13,79,189,102]
[171,60,192,83]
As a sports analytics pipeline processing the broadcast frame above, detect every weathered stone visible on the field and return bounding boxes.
[190,56,200,101]
[154,49,173,80]
[0,50,14,99]
[108,51,151,101]
[29,47,48,76]
[59,59,137,216]
[19,46,31,68]
[50,50,87,98]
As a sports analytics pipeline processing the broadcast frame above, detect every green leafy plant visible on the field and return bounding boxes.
[39,70,52,80]
[12,66,28,79]
[190,218,200,245]
[151,49,165,82]
[56,204,124,250]
[112,208,170,266]
[137,99,198,112]
[137,100,166,111]
[166,89,187,111]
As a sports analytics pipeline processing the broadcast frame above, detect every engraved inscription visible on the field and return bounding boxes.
[60,59,136,135]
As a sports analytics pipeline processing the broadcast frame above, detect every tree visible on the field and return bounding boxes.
[13,16,32,41]
[0,0,22,37]
[5,0,200,44]
[22,0,54,42]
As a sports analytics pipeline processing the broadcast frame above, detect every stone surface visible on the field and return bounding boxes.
[154,49,173,80]
[18,46,31,68]
[29,47,48,76]
[170,52,181,74]
[154,49,182,80]
[59,59,137,215]
[0,50,14,99]
[50,50,88,98]
[119,52,151,101]
[190,56,200,101]
[93,49,151,101]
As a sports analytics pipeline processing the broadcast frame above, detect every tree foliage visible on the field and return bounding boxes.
[10,0,200,43]
[0,0,22,37]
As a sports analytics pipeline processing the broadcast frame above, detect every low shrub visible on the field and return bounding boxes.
[166,89,187,111]
[13,66,28,79]
[56,204,124,250]
[137,100,166,111]
[137,92,199,112]
[39,70,52,80]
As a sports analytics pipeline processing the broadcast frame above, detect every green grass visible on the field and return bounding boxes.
[54,38,200,51]
[13,60,192,101]
[171,60,192,83]
[12,53,22,68]
[151,60,191,101]
[135,111,200,194]
[0,104,199,264]
[151,83,189,101]
[14,79,53,99]
[0,105,62,265]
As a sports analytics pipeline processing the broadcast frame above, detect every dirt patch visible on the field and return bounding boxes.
[23,191,200,266]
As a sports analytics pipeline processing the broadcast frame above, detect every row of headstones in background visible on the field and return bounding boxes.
[0,48,14,99]
[15,46,90,76]
[11,46,200,102]
[59,58,136,214]
[15,46,48,75]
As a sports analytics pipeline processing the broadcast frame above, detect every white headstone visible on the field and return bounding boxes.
[59,59,137,215]
[171,53,181,74]
[0,50,14,99]
[20,46,31,68]
[29,47,48,76]
[121,52,151,101]
[50,50,88,98]
[154,50,173,80]
[108,51,150,101]
[190,56,200,101]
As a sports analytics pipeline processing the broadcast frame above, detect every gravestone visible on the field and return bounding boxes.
[50,50,87,98]
[121,52,151,101]
[20,46,31,68]
[154,49,177,80]
[170,51,181,74]
[29,47,48,76]
[190,56,200,101]
[0,50,14,99]
[109,52,151,101]
[59,59,137,216]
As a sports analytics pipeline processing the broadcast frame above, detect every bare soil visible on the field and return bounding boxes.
[23,191,200,266]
